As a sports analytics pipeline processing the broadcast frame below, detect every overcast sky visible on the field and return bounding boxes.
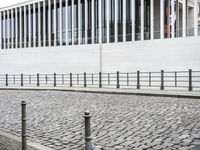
[0,0,27,8]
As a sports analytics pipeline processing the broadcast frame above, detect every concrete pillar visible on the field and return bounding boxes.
[123,0,126,42]
[115,0,118,43]
[171,0,175,38]
[11,9,14,49]
[106,0,109,43]
[141,0,144,40]
[43,0,46,47]
[85,0,88,44]
[150,0,154,40]
[38,2,41,47]
[66,0,68,45]
[48,0,51,46]
[92,0,94,43]
[176,0,179,37]
[60,0,62,45]
[160,0,164,39]
[194,0,198,36]
[72,0,74,45]
[132,0,135,41]
[78,0,81,44]
[7,10,10,49]
[182,0,186,37]
[28,5,31,47]
[15,8,18,48]
[54,0,57,46]
[99,0,102,43]
[33,4,36,47]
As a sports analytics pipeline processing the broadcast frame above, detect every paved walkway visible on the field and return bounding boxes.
[0,90,200,149]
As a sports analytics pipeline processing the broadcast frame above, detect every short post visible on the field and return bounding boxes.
[84,72,87,87]
[83,111,94,150]
[160,70,164,90]
[116,71,120,88]
[37,73,40,86]
[54,73,56,87]
[99,72,102,88]
[188,69,193,91]
[137,71,140,89]
[70,73,73,87]
[21,101,27,150]
[5,74,8,86]
[21,74,24,87]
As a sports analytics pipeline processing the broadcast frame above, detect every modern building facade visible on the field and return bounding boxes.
[0,0,200,73]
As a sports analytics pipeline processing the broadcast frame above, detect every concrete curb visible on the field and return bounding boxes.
[0,87,200,99]
[0,130,53,150]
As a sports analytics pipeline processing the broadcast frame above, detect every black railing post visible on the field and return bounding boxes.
[116,71,120,89]
[37,73,40,86]
[83,111,94,150]
[21,101,27,150]
[137,71,140,89]
[84,72,87,87]
[160,70,164,90]
[21,74,24,87]
[175,72,177,87]
[189,69,193,91]
[149,72,151,87]
[70,73,73,87]
[54,73,56,87]
[5,74,8,86]
[99,72,102,88]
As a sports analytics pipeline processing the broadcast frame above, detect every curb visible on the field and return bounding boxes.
[0,87,200,99]
[0,130,53,150]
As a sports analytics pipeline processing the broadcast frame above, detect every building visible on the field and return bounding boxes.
[0,0,200,74]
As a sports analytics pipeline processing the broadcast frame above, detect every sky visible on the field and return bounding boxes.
[0,0,27,8]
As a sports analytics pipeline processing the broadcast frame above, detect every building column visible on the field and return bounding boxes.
[54,0,57,46]
[71,0,74,45]
[92,0,94,43]
[176,0,179,37]
[182,0,186,37]
[28,5,31,47]
[194,0,198,36]
[60,0,62,45]
[20,7,22,48]
[141,0,144,40]
[150,0,154,40]
[48,0,51,46]
[132,0,135,41]
[160,0,164,39]
[24,6,27,48]
[7,10,10,49]
[43,1,46,47]
[38,2,41,47]
[114,0,118,43]
[15,8,18,48]
[85,0,88,44]
[123,0,126,42]
[106,0,109,43]
[171,0,175,38]
[99,0,102,44]
[4,11,6,49]
[66,0,68,45]
[33,4,36,47]
[78,0,81,44]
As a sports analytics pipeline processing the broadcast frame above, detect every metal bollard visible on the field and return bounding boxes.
[5,74,8,86]
[21,101,27,150]
[116,71,120,89]
[99,72,102,88]
[188,69,193,91]
[54,73,56,87]
[70,73,73,87]
[83,111,94,150]
[160,70,164,90]
[137,71,140,89]
[37,73,40,86]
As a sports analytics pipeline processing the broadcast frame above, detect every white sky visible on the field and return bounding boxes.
[0,0,27,8]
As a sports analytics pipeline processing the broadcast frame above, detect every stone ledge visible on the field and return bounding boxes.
[0,130,53,150]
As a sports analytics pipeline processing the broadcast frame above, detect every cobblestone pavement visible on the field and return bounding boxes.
[0,90,200,150]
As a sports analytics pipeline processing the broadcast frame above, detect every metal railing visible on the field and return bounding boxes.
[1,69,200,91]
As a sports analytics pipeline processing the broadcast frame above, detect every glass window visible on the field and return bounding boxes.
[62,0,66,45]
[102,0,107,43]
[109,0,115,43]
[118,0,123,42]
[135,0,141,40]
[126,0,132,41]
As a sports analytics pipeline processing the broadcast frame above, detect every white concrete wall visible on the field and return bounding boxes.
[0,36,200,74]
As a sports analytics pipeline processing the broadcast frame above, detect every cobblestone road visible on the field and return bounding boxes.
[0,90,200,150]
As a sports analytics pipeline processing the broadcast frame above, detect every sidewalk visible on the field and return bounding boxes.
[0,86,200,99]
